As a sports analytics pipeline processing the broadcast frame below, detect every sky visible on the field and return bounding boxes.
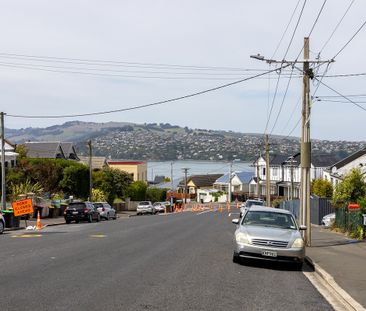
[0,0,365,141]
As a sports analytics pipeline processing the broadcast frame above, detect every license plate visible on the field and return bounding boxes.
[262,250,277,257]
[72,211,78,215]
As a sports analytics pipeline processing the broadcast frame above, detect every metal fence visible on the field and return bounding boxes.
[279,197,335,225]
[335,207,363,232]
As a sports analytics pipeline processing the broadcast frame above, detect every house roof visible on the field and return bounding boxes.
[78,156,107,170]
[331,148,366,169]
[60,142,79,160]
[24,142,65,159]
[311,154,342,168]
[215,171,254,184]
[187,174,224,187]
[269,154,292,165]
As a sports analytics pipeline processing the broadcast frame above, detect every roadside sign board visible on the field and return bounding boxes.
[12,199,33,217]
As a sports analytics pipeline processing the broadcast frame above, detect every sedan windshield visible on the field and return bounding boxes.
[242,211,297,230]
[139,202,150,205]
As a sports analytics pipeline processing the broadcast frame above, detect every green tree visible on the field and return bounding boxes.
[311,178,333,198]
[146,188,167,202]
[59,164,90,199]
[92,188,107,202]
[333,168,366,205]
[93,168,133,204]
[126,181,148,201]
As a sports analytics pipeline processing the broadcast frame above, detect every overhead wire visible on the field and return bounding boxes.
[6,64,290,119]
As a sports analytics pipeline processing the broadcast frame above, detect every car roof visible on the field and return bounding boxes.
[246,206,291,214]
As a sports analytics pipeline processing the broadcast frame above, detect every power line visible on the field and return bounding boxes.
[319,0,355,54]
[332,20,366,59]
[322,72,366,78]
[6,64,289,119]
[313,78,366,113]
[0,52,268,72]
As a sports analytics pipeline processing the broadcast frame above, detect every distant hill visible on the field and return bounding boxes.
[6,121,365,161]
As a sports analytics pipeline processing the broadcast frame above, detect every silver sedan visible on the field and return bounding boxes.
[93,202,117,220]
[232,206,306,269]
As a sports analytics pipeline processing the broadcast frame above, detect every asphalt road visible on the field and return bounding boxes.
[0,211,333,311]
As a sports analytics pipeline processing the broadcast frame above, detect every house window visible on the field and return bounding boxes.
[262,168,266,176]
[273,167,278,177]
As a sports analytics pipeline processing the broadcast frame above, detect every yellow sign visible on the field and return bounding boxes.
[12,198,33,217]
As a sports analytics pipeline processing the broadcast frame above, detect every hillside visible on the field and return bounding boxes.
[6,121,365,161]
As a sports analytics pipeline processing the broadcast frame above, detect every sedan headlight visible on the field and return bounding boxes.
[235,232,250,244]
[291,238,304,248]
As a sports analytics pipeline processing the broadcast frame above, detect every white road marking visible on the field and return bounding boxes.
[196,210,211,215]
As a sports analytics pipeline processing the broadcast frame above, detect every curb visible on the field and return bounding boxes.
[305,256,365,311]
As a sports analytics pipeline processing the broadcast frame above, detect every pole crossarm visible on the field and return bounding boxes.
[250,55,334,65]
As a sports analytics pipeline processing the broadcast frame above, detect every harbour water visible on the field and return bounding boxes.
[147,160,252,181]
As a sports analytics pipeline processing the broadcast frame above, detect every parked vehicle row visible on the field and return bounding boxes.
[64,201,117,224]
[136,201,171,215]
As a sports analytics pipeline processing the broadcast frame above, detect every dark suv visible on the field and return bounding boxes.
[64,201,100,224]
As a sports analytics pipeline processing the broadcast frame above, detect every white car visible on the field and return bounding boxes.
[137,201,155,215]
[93,202,117,220]
[0,213,5,234]
[153,202,165,213]
[321,213,335,227]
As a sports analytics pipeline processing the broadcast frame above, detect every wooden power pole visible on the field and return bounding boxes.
[265,134,271,207]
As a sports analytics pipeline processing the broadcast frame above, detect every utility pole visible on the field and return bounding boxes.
[256,155,260,199]
[1,112,6,210]
[250,40,333,246]
[182,168,190,204]
[228,161,233,203]
[170,162,174,207]
[300,37,312,246]
[265,134,271,207]
[87,140,93,202]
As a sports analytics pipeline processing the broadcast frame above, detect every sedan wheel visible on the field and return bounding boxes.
[96,214,100,222]
[88,214,92,223]
[0,221,4,234]
[106,213,109,220]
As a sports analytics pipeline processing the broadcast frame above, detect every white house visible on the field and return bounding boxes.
[213,171,254,193]
[251,153,340,199]
[323,147,366,187]
[0,139,18,168]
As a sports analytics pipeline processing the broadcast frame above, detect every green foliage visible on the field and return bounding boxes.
[59,164,90,199]
[93,168,133,204]
[311,178,333,198]
[146,188,167,202]
[9,179,44,201]
[126,181,148,201]
[92,188,106,202]
[211,191,224,202]
[272,198,284,208]
[333,168,366,206]
[350,226,364,240]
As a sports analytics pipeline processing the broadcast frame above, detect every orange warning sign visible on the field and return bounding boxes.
[12,198,33,217]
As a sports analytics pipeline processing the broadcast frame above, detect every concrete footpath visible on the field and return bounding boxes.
[306,225,366,310]
[4,211,135,231]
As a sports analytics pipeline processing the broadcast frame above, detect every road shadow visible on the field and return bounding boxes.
[236,258,313,272]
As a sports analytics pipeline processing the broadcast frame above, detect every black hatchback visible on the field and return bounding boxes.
[64,201,101,224]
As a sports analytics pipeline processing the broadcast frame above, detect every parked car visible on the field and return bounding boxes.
[239,199,264,217]
[321,213,335,227]
[0,212,5,234]
[64,201,101,224]
[93,202,117,220]
[136,201,155,215]
[153,202,165,213]
[232,206,306,269]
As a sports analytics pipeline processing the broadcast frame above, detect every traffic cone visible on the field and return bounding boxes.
[36,211,42,230]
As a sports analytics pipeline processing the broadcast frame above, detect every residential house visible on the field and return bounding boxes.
[0,139,18,168]
[323,147,366,187]
[213,171,254,193]
[251,153,340,199]
[24,141,79,160]
[178,174,223,200]
[107,160,147,182]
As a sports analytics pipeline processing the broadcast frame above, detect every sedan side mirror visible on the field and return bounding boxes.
[232,218,239,225]
[299,225,307,230]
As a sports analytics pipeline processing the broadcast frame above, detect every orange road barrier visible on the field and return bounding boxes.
[210,205,214,212]
[36,211,42,230]
[164,206,167,215]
